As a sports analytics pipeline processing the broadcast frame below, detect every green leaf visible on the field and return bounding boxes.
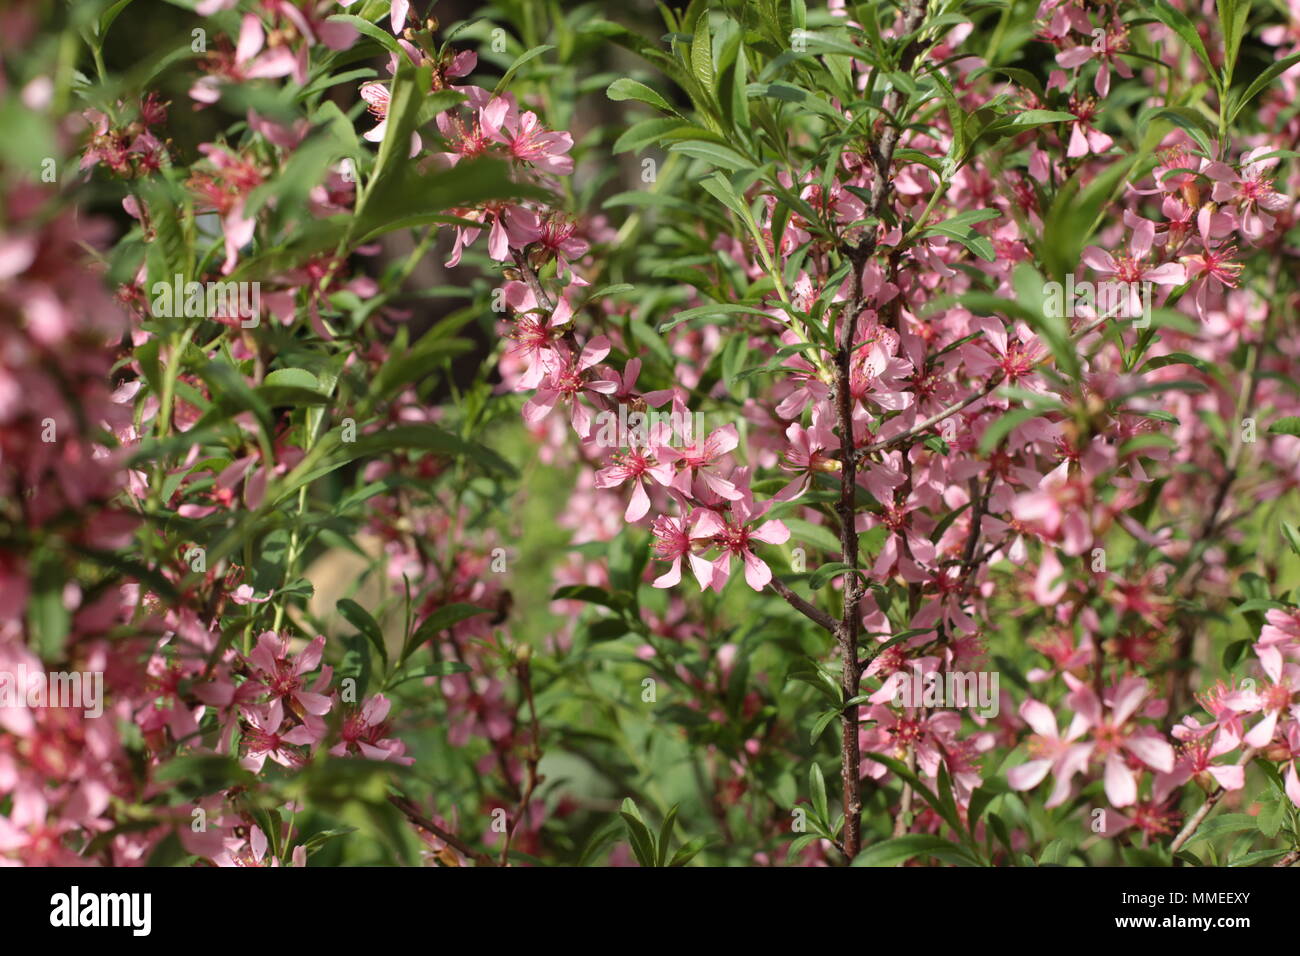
[802,30,871,62]
[809,562,853,589]
[28,552,70,661]
[1141,351,1214,375]
[719,332,749,391]
[979,407,1041,452]
[721,38,749,129]
[925,223,995,262]
[493,44,555,95]
[809,708,840,744]
[852,834,979,867]
[1218,0,1250,85]
[1145,0,1218,90]
[259,367,328,407]
[690,12,715,97]
[669,140,752,172]
[384,662,471,688]
[1234,598,1286,614]
[1269,417,1300,437]
[1230,53,1300,122]
[783,518,842,554]
[404,603,492,663]
[326,14,403,54]
[1229,848,1291,867]
[607,78,678,115]
[337,598,387,670]
[966,784,1004,833]
[809,762,830,826]
[668,835,711,866]
[655,805,679,867]
[1183,813,1258,845]
[352,157,545,245]
[1256,797,1287,839]
[620,799,658,866]
[1041,155,1140,287]
[863,751,965,837]
[577,821,625,866]
[1222,638,1250,669]
[1142,106,1216,158]
[657,302,771,333]
[154,754,254,798]
[1282,521,1300,557]
[612,117,689,153]
[550,584,634,613]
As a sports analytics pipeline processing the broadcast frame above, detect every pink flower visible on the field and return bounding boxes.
[1260,608,1300,654]
[1012,461,1093,555]
[776,408,838,501]
[1181,243,1243,317]
[1276,723,1300,807]
[1172,679,1252,755]
[330,695,413,764]
[706,488,790,592]
[1080,219,1186,317]
[594,424,675,521]
[521,337,618,437]
[1065,96,1113,158]
[1205,147,1289,242]
[961,315,1048,388]
[1154,740,1245,803]
[504,281,573,390]
[213,823,306,867]
[481,97,574,175]
[190,14,301,105]
[1068,677,1176,807]
[1239,643,1300,748]
[1054,25,1132,98]
[659,421,743,501]
[649,499,724,589]
[1007,698,1093,807]
[239,699,319,772]
[247,632,334,719]
[188,144,264,274]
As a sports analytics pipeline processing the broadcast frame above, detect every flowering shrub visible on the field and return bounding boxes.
[1,0,1299,868]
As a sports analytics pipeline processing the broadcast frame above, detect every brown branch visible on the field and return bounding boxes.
[770,577,838,632]
[1169,748,1258,854]
[389,794,498,867]
[499,649,543,866]
[867,0,933,216]
[892,745,918,840]
[1167,250,1278,719]
[1167,343,1263,720]
[827,0,933,865]
[857,374,1003,461]
[832,310,866,862]
[509,248,555,313]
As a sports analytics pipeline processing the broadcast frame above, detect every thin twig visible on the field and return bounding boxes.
[510,248,555,313]
[1169,748,1258,854]
[499,651,543,866]
[770,577,838,632]
[857,375,1003,460]
[389,795,497,867]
